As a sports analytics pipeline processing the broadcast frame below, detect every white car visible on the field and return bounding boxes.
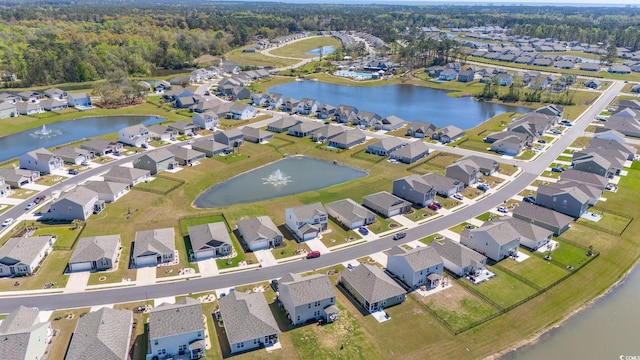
[497,206,509,213]
[2,218,14,227]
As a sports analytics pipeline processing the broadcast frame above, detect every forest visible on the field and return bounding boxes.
[0,0,638,87]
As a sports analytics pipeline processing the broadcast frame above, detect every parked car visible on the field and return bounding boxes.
[497,206,509,213]
[537,139,546,144]
[113,151,122,156]
[523,196,536,203]
[2,218,13,227]
[551,129,562,134]
[452,193,464,200]
[393,232,406,240]
[306,250,321,259]
[81,161,90,166]
[551,167,564,173]
[68,169,78,175]
[432,201,442,209]
[427,203,439,211]
[477,184,490,191]
[358,227,369,236]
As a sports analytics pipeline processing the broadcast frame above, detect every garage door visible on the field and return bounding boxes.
[303,231,317,241]
[135,255,157,267]
[195,250,215,261]
[70,262,92,272]
[250,239,269,252]
[388,209,401,217]
[351,220,364,229]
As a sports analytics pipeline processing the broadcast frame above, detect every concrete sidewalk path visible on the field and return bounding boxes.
[64,272,90,293]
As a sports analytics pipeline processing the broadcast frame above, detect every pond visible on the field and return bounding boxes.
[305,46,335,55]
[193,156,367,208]
[0,115,163,163]
[268,81,531,129]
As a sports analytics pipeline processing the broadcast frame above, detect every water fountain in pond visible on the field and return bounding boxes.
[262,169,292,186]
[30,124,62,139]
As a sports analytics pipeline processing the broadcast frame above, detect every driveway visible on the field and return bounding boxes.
[305,238,331,254]
[136,266,157,286]
[254,249,278,267]
[64,271,90,293]
[198,258,219,277]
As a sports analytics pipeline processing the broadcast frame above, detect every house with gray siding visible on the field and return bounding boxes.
[132,228,175,267]
[495,217,552,251]
[68,235,121,272]
[460,221,521,262]
[133,148,177,175]
[432,238,487,277]
[148,298,206,359]
[512,202,573,235]
[278,273,338,325]
[431,125,465,144]
[328,129,366,149]
[445,159,481,186]
[366,138,406,156]
[48,187,102,221]
[572,152,615,178]
[118,124,149,147]
[0,236,56,277]
[214,129,244,147]
[217,291,279,354]
[559,169,608,191]
[19,147,64,174]
[535,184,590,218]
[168,146,206,166]
[168,120,197,136]
[288,121,323,138]
[389,141,430,164]
[362,191,412,218]
[372,115,405,130]
[80,138,122,156]
[285,203,328,241]
[102,166,150,187]
[422,173,464,198]
[0,168,39,188]
[267,116,300,133]
[310,124,343,143]
[191,139,230,157]
[65,307,132,360]
[325,198,376,230]
[339,264,406,312]
[0,306,53,360]
[242,126,274,143]
[392,174,437,207]
[387,245,443,289]
[236,216,284,252]
[53,146,92,165]
[187,222,232,261]
[456,156,499,175]
[406,121,436,138]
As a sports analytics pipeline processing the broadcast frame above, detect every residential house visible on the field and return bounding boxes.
[191,98,223,113]
[495,217,552,251]
[133,148,177,175]
[102,166,150,187]
[118,124,149,147]
[559,169,608,191]
[192,112,220,130]
[242,126,274,143]
[325,198,376,230]
[496,73,513,86]
[362,191,412,218]
[512,202,573,235]
[148,298,206,359]
[0,102,17,119]
[155,80,171,92]
[406,121,436,138]
[535,184,590,218]
[168,146,206,166]
[285,202,328,242]
[387,245,443,289]
[445,161,480,186]
[372,115,406,131]
[339,264,406,312]
[609,64,631,74]
[217,291,279,354]
[366,137,406,156]
[287,121,323,138]
[296,98,318,115]
[187,223,232,261]
[586,137,636,160]
[15,102,43,115]
[81,138,122,156]
[53,146,91,165]
[191,139,230,157]
[19,147,64,174]
[458,156,499,175]
[335,105,359,123]
[168,120,197,136]
[236,216,284,252]
[175,96,197,109]
[65,307,132,360]
[422,173,465,198]
[67,92,91,107]
[604,110,640,137]
[137,80,152,92]
[457,69,475,82]
[0,168,40,188]
[214,129,244,147]
[230,86,250,100]
[17,90,42,102]
[389,141,430,164]
[572,152,615,178]
[278,273,338,326]
[431,125,465,143]
[315,104,336,119]
[132,228,176,267]
[0,177,10,197]
[227,103,255,120]
[44,88,66,99]
[81,181,129,203]
[264,93,284,109]
[327,129,366,149]
[352,111,382,127]
[0,236,56,277]
[0,306,52,360]
[490,133,528,156]
[310,124,343,143]
[592,129,626,144]
[48,187,103,221]
[584,79,601,89]
[432,238,487,277]
[267,116,300,133]
[439,68,458,81]
[392,174,437,207]
[40,98,68,111]
[148,124,177,141]
[68,235,121,272]
[460,221,521,262]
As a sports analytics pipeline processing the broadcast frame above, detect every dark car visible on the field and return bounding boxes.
[551,167,564,173]
[523,196,536,203]
[358,227,369,236]
[68,169,78,175]
[477,184,490,191]
[34,195,46,204]
[537,139,546,144]
[306,250,321,259]
[393,232,406,240]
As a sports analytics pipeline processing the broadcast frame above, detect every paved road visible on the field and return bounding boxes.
[0,81,623,312]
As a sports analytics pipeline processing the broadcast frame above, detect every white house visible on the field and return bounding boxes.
[67,92,92,107]
[118,124,150,147]
[387,245,443,289]
[461,221,521,262]
[0,235,56,277]
[278,273,338,325]
[284,202,328,241]
[148,298,206,359]
[0,306,53,360]
[19,147,64,174]
[192,111,220,130]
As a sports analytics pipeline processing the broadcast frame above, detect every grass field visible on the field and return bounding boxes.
[225,48,298,68]
[133,176,183,194]
[269,37,341,59]
[497,253,569,288]
[468,266,539,309]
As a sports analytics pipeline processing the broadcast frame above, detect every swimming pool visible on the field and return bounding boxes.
[75,105,96,110]
[335,70,375,80]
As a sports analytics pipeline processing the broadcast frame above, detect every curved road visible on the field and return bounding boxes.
[0,80,622,313]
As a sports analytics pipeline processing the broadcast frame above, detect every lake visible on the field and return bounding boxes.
[193,156,367,208]
[268,81,531,129]
[502,262,640,360]
[0,115,163,163]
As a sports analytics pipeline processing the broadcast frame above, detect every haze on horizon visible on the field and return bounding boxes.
[241,0,636,5]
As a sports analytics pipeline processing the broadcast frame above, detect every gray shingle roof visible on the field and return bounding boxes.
[560,169,608,188]
[368,137,406,152]
[0,306,39,335]
[325,198,374,225]
[388,245,442,272]
[218,291,279,345]
[103,166,150,182]
[312,124,343,140]
[362,191,410,209]
[69,235,121,264]
[288,202,326,221]
[133,228,175,258]
[0,306,45,360]
[81,181,129,197]
[56,187,98,206]
[241,126,271,139]
[188,223,232,251]
[495,217,552,243]
[330,129,366,145]
[432,238,486,269]
[389,141,429,159]
[512,202,574,228]
[268,116,300,130]
[340,264,405,304]
[395,174,435,194]
[26,147,56,162]
[422,173,461,191]
[141,148,174,163]
[463,221,521,246]
[168,146,205,161]
[279,273,336,307]
[53,146,90,160]
[65,307,132,360]
[0,236,54,267]
[149,298,203,340]
[537,184,591,204]
[236,216,282,244]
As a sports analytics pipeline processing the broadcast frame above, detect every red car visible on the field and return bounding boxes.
[427,203,439,211]
[306,250,321,259]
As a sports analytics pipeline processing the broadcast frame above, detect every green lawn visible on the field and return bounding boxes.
[408,151,462,175]
[549,240,593,269]
[576,209,632,235]
[269,37,341,59]
[498,253,569,288]
[476,212,501,222]
[32,223,83,250]
[134,176,183,195]
[0,250,71,291]
[225,47,298,68]
[467,266,539,309]
[272,238,311,260]
[419,233,442,245]
[448,222,474,234]
[367,216,401,234]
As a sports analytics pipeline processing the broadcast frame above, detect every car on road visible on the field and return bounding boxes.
[497,206,509,213]
[551,167,564,173]
[358,227,369,236]
[68,169,78,175]
[393,232,406,240]
[452,193,464,200]
[25,202,35,210]
[306,250,321,259]
[427,203,440,211]
[2,218,13,227]
[523,196,536,203]
[34,195,46,204]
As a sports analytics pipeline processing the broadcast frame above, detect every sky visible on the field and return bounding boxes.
[242,0,637,5]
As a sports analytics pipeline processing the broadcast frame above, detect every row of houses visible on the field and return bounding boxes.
[603,100,640,138]
[0,90,91,118]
